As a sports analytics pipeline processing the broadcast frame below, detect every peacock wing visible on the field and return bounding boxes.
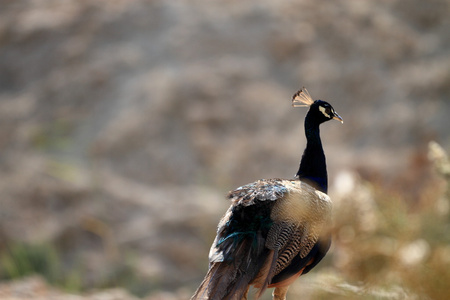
[265,221,320,277]
[264,180,332,287]
[227,178,289,206]
[209,179,288,264]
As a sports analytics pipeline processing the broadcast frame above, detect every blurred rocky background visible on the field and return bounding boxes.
[0,0,449,299]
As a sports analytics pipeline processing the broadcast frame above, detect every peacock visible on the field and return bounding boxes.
[192,88,343,300]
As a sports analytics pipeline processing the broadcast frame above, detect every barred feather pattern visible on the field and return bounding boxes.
[265,222,318,277]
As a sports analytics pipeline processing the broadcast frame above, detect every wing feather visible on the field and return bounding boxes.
[227,179,288,206]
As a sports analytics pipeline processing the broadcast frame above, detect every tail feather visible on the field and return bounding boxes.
[192,234,269,300]
[192,199,278,299]
[255,250,278,298]
[191,262,250,300]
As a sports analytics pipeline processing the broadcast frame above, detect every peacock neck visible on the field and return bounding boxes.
[295,116,328,193]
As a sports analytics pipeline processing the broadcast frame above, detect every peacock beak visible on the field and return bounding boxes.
[332,112,343,124]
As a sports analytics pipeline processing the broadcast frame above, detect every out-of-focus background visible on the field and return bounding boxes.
[0,1,449,299]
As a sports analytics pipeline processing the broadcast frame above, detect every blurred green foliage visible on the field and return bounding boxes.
[0,242,150,296]
[0,242,80,291]
[31,120,74,152]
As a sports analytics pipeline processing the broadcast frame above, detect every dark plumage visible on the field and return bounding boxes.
[192,88,343,300]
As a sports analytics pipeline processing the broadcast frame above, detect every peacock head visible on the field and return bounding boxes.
[292,88,343,124]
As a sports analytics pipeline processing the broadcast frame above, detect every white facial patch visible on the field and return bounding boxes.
[319,106,331,118]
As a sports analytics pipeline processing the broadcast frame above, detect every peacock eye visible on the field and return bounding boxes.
[318,105,332,118]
